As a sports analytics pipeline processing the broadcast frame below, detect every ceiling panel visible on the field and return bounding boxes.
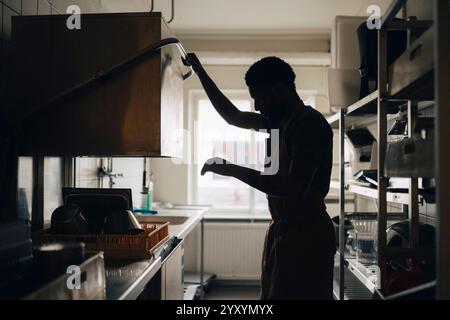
[62,0,393,35]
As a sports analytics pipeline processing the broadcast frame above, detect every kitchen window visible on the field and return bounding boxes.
[190,90,321,213]
[191,91,269,213]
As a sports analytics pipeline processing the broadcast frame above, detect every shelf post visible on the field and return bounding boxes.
[339,109,346,300]
[377,27,388,290]
[407,101,419,249]
[434,0,450,300]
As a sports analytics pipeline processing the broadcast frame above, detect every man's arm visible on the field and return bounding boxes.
[201,157,318,199]
[185,53,267,130]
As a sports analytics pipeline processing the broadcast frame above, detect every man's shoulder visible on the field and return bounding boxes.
[288,105,332,134]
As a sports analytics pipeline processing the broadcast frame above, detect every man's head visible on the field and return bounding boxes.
[245,57,297,121]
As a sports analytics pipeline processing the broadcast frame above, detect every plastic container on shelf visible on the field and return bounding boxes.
[346,229,357,256]
[355,231,377,264]
[351,218,378,264]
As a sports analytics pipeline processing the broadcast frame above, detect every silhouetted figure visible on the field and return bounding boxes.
[185,54,336,300]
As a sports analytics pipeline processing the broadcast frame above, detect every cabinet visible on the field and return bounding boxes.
[161,239,184,300]
[11,13,187,157]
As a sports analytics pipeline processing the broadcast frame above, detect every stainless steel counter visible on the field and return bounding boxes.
[105,257,161,300]
[105,207,207,300]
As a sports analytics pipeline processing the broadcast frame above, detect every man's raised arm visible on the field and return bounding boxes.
[185,53,268,130]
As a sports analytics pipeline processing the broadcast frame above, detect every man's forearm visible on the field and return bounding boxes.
[228,164,299,198]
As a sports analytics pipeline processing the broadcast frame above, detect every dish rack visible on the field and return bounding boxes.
[32,222,170,260]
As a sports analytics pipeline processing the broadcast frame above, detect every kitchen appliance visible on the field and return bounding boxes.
[154,237,185,300]
[354,169,378,187]
[327,68,361,109]
[346,127,377,176]
[385,118,435,178]
[387,221,436,249]
[346,128,375,148]
[357,20,407,99]
[329,16,365,113]
[50,203,89,234]
[389,27,434,100]
[389,119,408,136]
[62,188,134,234]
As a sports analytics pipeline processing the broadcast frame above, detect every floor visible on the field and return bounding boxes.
[204,284,261,300]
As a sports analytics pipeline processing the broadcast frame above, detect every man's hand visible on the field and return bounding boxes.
[201,157,236,177]
[182,53,204,74]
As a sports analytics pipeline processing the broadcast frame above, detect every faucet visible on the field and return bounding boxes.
[98,166,123,189]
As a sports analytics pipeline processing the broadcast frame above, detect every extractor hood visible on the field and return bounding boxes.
[12,12,192,157]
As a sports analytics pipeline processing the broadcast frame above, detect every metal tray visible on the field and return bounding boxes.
[24,252,106,300]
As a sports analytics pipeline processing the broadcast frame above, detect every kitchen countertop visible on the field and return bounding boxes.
[136,207,207,239]
[104,206,208,300]
[105,257,161,300]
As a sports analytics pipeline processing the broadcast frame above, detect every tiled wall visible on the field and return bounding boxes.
[1,1,64,44]
[75,157,148,211]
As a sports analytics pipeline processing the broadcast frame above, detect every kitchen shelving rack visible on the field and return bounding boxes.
[329,0,449,300]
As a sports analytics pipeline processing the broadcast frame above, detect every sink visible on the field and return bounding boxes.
[137,215,189,225]
[153,203,210,211]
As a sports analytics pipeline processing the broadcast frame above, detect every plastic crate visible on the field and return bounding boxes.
[32,222,169,260]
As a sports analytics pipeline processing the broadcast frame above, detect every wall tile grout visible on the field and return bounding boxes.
[0,1,20,16]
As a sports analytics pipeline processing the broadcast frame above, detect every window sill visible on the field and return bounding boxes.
[203,211,272,221]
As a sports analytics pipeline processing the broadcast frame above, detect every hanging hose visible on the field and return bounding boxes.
[167,0,175,24]
[149,0,154,12]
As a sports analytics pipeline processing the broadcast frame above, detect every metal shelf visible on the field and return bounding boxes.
[326,113,340,129]
[326,94,418,131]
[326,91,379,129]
[380,280,436,300]
[381,0,408,28]
[330,180,410,205]
[333,254,375,300]
[347,91,379,114]
[345,258,379,294]
[183,284,200,300]
[332,0,448,299]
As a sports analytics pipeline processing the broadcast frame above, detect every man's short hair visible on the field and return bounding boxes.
[245,56,296,90]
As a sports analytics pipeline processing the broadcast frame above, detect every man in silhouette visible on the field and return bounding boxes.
[185,54,336,300]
